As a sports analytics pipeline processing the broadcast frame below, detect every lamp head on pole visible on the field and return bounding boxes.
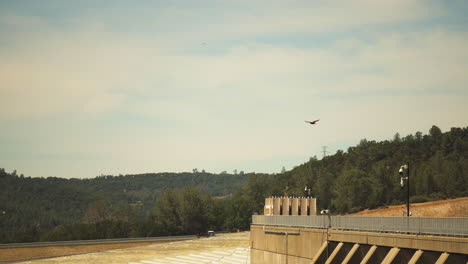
[399,164,408,174]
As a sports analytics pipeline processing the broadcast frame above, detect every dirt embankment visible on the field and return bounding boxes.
[347,197,468,217]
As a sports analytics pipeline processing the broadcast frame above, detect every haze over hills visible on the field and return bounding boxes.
[1,125,467,243]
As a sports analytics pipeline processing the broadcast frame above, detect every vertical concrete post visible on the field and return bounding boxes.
[273,197,282,216]
[282,197,290,215]
[264,198,273,216]
[291,198,299,216]
[310,198,317,215]
[300,198,310,216]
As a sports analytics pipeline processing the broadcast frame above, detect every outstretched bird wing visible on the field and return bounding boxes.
[305,119,320,124]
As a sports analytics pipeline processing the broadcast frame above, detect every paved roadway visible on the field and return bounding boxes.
[128,247,250,264]
[19,232,250,264]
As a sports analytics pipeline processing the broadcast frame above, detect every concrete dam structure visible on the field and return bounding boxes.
[250,214,468,264]
[264,197,317,216]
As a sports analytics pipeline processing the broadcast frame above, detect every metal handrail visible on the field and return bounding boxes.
[252,215,468,237]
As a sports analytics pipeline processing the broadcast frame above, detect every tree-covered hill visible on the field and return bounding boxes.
[1,125,467,243]
[233,125,468,217]
[0,171,250,242]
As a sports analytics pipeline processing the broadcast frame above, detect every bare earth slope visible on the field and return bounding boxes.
[347,197,468,217]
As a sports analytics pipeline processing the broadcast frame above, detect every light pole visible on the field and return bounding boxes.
[399,163,410,217]
[320,209,331,259]
[304,186,311,198]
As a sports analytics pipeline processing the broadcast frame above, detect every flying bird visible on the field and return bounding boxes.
[305,119,320,125]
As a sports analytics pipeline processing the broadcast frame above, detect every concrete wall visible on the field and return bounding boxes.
[250,225,326,264]
[325,230,468,255]
[250,225,468,264]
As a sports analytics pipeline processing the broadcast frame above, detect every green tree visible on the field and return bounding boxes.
[179,187,211,234]
[224,195,252,231]
[332,169,372,213]
[154,189,182,235]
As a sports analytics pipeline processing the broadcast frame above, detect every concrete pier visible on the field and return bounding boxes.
[264,197,317,216]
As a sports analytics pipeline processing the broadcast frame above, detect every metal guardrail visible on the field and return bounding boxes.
[252,215,468,237]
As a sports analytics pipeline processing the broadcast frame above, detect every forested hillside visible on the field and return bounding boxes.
[232,125,468,219]
[0,171,251,243]
[1,125,467,243]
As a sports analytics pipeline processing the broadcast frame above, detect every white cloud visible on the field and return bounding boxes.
[146,0,445,42]
[2,19,467,123]
[2,14,467,119]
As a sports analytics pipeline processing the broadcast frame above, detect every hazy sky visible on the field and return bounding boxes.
[1,0,467,178]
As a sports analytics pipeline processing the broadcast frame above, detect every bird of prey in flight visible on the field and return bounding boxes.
[305,119,320,125]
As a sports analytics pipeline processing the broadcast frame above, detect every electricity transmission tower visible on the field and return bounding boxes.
[322,146,328,159]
